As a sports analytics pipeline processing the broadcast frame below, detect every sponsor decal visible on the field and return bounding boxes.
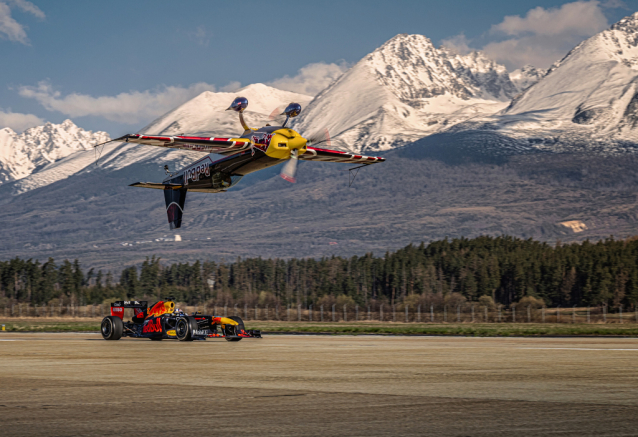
[183,160,211,186]
[166,330,176,336]
[146,301,174,318]
[251,133,273,152]
[192,329,210,336]
[142,318,162,334]
[110,305,125,319]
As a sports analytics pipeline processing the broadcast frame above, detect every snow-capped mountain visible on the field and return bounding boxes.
[7,84,312,195]
[294,34,525,153]
[509,65,547,92]
[141,83,312,136]
[487,12,638,150]
[0,120,109,183]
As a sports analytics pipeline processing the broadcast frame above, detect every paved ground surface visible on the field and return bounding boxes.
[1,334,638,436]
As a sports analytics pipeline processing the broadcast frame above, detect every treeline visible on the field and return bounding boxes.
[1,236,638,309]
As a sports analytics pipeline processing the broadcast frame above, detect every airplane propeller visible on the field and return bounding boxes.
[268,106,285,122]
[280,148,299,183]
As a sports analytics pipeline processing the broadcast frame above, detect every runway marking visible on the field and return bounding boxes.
[519,347,638,351]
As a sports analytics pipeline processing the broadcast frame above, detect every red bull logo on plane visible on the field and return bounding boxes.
[183,158,212,186]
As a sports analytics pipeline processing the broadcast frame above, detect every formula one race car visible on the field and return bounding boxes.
[100,299,261,342]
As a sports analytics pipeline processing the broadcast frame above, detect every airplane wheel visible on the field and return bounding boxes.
[176,316,197,341]
[101,316,123,340]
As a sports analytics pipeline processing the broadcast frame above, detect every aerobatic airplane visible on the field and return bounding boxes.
[98,98,385,229]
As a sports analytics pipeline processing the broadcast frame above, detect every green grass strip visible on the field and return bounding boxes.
[2,320,638,336]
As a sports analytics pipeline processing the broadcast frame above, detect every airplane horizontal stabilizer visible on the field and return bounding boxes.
[129,182,184,190]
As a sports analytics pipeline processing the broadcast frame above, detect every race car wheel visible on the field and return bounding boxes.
[101,316,123,340]
[225,316,245,341]
[176,316,197,342]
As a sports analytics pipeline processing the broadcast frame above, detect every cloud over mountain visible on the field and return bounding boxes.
[442,1,623,70]
[0,109,43,132]
[267,62,349,96]
[18,81,219,124]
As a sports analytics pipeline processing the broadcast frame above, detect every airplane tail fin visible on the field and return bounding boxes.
[164,188,187,230]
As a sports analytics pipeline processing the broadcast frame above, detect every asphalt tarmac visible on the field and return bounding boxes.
[1,334,637,436]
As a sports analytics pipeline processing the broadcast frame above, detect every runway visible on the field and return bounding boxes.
[1,334,637,436]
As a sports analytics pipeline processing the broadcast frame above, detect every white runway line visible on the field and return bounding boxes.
[519,347,638,351]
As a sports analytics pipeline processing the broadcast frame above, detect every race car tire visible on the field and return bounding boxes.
[176,316,197,341]
[101,316,123,340]
[228,316,246,331]
[225,316,245,341]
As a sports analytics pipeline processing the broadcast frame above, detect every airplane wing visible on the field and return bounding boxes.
[299,147,385,164]
[112,134,251,155]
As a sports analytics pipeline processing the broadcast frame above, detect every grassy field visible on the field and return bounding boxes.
[2,318,638,336]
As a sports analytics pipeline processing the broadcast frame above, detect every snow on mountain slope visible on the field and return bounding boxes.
[141,83,312,136]
[0,120,109,183]
[294,34,519,153]
[509,65,547,92]
[496,12,638,145]
[9,84,312,195]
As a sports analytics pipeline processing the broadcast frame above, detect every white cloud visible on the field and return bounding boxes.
[219,81,242,92]
[441,1,618,70]
[18,81,219,124]
[0,109,44,132]
[440,33,472,55]
[0,0,44,45]
[490,1,608,37]
[267,62,349,96]
[0,2,27,43]
[188,26,210,47]
[8,0,44,19]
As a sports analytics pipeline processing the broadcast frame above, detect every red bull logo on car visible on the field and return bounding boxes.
[142,318,162,333]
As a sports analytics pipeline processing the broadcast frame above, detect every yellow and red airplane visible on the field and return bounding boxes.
[99,98,385,229]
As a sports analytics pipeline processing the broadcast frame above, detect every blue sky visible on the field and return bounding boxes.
[0,0,635,135]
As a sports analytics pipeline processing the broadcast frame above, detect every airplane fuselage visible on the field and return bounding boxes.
[163,125,307,193]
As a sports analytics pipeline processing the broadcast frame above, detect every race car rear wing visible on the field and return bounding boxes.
[111,301,148,319]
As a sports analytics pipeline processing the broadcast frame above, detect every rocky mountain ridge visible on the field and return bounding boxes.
[449,11,638,156]
[0,120,109,183]
[294,33,530,153]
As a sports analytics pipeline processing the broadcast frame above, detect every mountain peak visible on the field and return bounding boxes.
[296,32,520,153]
[375,33,435,52]
[492,11,638,147]
[139,84,313,137]
[237,82,271,92]
[610,11,638,32]
[0,120,109,184]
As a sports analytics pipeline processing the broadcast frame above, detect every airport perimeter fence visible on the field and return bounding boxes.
[2,302,638,324]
